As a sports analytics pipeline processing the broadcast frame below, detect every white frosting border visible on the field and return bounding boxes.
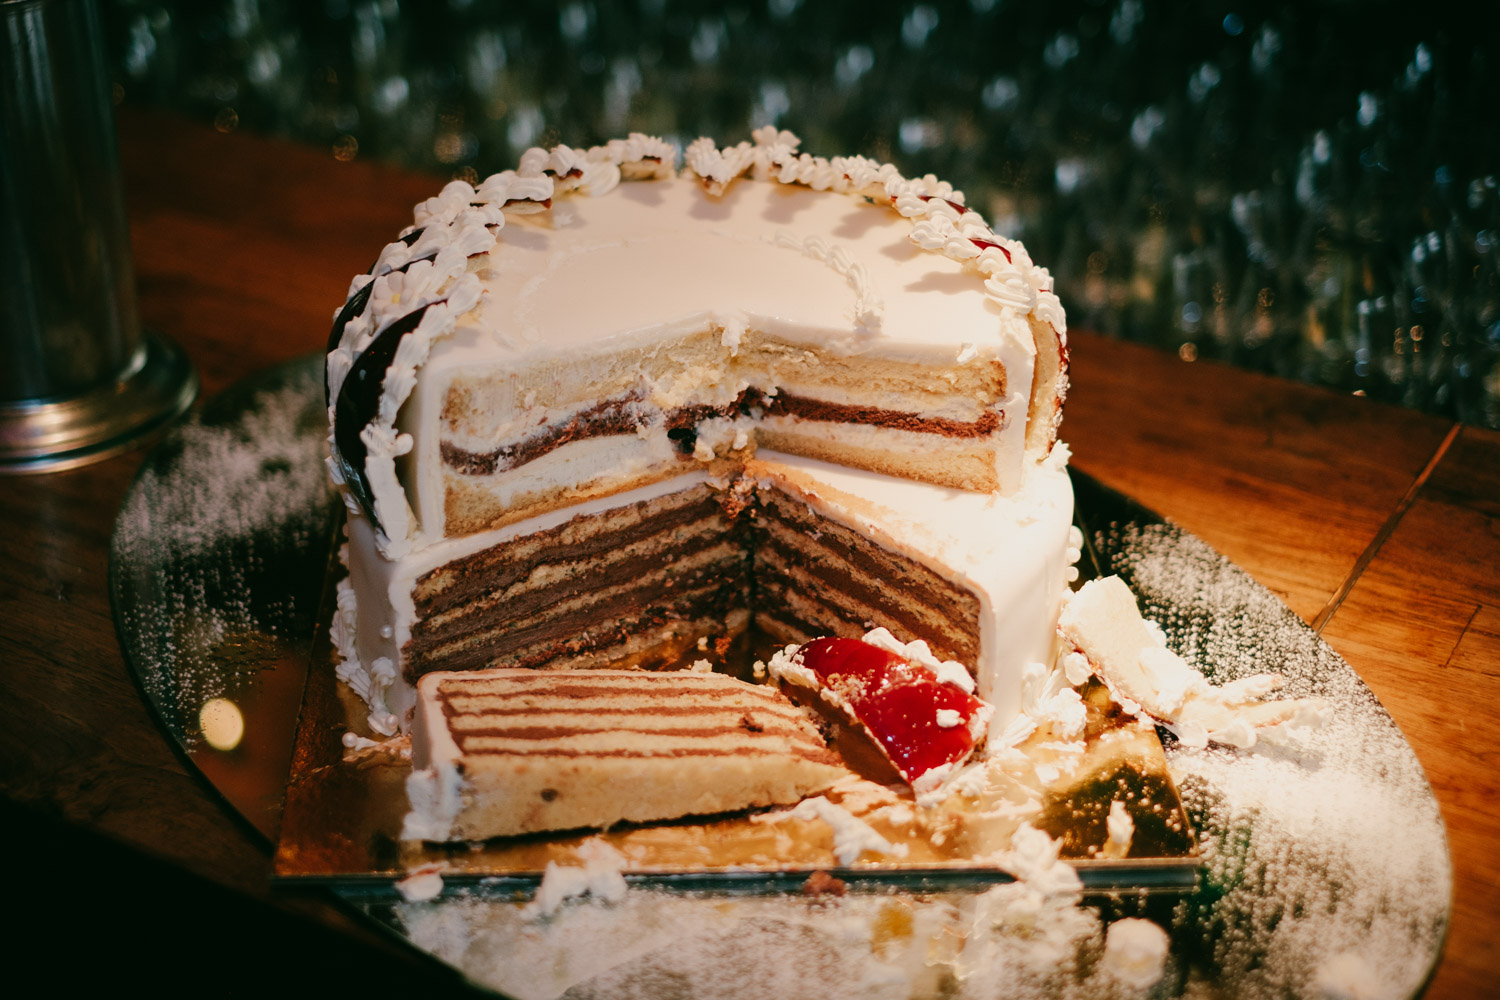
[326,128,1069,560]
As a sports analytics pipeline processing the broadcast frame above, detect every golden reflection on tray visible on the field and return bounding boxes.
[275,603,1197,887]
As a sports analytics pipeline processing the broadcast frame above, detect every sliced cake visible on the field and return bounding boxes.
[327,129,1073,743]
[403,669,848,840]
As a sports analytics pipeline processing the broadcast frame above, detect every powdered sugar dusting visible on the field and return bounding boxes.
[1100,520,1450,998]
[112,361,337,741]
[385,513,1448,999]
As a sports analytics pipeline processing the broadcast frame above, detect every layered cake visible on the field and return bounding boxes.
[403,669,848,841]
[326,128,1073,756]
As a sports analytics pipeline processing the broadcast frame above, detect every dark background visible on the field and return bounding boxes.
[103,0,1500,427]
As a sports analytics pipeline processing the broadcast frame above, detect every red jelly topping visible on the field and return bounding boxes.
[796,637,989,787]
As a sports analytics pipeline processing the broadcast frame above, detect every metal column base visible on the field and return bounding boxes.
[0,332,197,473]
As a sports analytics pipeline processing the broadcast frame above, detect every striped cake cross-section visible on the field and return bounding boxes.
[403,669,848,840]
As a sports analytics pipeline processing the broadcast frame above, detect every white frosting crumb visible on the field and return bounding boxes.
[522,839,628,920]
[687,658,713,673]
[861,627,976,694]
[956,342,978,363]
[786,796,907,865]
[912,760,959,806]
[933,659,976,695]
[1313,950,1387,1000]
[395,862,446,903]
[859,626,908,656]
[751,658,767,680]
[1061,576,1326,745]
[715,310,748,355]
[1210,716,1258,749]
[731,427,749,451]
[986,710,1039,754]
[692,438,716,461]
[764,643,815,689]
[1103,799,1134,859]
[994,824,1081,899]
[1035,687,1086,740]
[935,708,962,728]
[1061,649,1093,686]
[1100,917,1169,989]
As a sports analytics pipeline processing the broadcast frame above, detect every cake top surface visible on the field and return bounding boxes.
[432,170,1041,369]
[324,128,1069,550]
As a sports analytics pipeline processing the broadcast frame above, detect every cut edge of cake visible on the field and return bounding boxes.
[403,668,850,842]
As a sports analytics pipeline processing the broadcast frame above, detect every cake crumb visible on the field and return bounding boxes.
[688,658,713,673]
[800,870,847,897]
[521,838,628,920]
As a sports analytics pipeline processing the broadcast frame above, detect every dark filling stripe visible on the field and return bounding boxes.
[440,390,759,477]
[439,386,1002,477]
[764,391,1002,437]
[452,723,818,743]
[443,686,795,709]
[758,493,980,622]
[755,540,977,664]
[445,745,838,763]
[407,577,747,678]
[413,487,733,616]
[411,533,744,647]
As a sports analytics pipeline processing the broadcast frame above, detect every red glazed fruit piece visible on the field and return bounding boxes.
[794,636,992,791]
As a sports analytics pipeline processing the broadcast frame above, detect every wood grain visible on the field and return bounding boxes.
[1321,425,1500,1000]
[0,107,1491,995]
[1066,331,1455,625]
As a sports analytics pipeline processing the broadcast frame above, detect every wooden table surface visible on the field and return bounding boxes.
[2,108,1494,995]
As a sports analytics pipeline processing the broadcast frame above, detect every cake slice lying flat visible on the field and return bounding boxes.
[403,669,848,841]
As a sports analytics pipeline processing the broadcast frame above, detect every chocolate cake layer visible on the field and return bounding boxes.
[413,485,737,614]
[407,566,748,677]
[755,541,978,665]
[403,476,986,683]
[756,492,981,623]
[414,528,740,641]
